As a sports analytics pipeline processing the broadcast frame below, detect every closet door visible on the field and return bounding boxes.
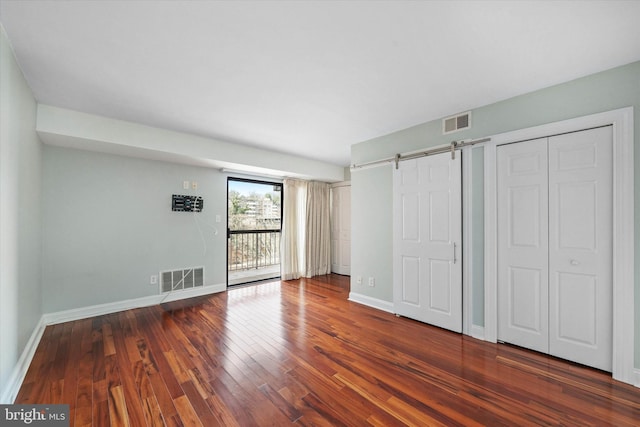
[393,153,462,333]
[497,138,549,353]
[548,127,612,371]
[331,185,351,275]
[497,127,613,372]
[339,186,351,274]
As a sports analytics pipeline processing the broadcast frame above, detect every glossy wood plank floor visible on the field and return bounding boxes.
[17,274,640,426]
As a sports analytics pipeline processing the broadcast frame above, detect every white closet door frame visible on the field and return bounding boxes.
[482,107,634,385]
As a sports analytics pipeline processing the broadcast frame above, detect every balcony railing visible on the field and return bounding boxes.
[228,230,281,272]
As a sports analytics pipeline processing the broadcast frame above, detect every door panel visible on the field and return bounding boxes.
[331,238,338,270]
[339,239,350,272]
[401,256,420,305]
[429,259,451,313]
[509,185,542,248]
[548,127,612,371]
[429,191,451,242]
[555,271,597,345]
[556,182,597,250]
[508,266,543,333]
[393,153,462,333]
[497,138,549,353]
[330,185,351,275]
[402,192,420,241]
[340,186,351,274]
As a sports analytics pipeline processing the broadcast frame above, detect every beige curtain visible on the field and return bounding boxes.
[304,181,331,278]
[281,178,306,280]
[281,179,331,280]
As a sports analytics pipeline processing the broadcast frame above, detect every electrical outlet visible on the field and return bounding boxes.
[368,277,375,287]
[183,181,189,190]
[150,275,158,285]
[356,276,362,285]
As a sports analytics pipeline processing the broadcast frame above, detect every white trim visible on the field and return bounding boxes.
[610,107,635,384]
[0,316,47,404]
[462,146,473,336]
[44,282,226,325]
[470,324,485,341]
[43,294,160,326]
[348,292,394,313]
[162,282,226,303]
[634,369,640,388]
[484,107,634,385]
[484,141,498,343]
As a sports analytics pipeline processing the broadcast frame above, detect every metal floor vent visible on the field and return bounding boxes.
[443,111,471,134]
[161,267,204,293]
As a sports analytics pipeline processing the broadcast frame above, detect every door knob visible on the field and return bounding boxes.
[570,259,580,266]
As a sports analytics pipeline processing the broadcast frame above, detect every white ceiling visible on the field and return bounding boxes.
[2,0,640,167]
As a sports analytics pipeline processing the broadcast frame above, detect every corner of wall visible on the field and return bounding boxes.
[0,25,44,403]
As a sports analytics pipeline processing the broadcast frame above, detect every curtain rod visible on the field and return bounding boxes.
[350,137,491,171]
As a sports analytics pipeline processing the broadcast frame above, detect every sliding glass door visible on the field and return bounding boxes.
[227,178,282,286]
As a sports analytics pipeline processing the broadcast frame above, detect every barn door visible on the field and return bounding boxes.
[393,152,462,333]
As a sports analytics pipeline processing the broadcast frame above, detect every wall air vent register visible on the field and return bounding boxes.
[160,267,204,293]
[443,111,471,134]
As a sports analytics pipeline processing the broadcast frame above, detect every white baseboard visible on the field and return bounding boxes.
[634,369,640,388]
[470,324,485,341]
[0,316,47,404]
[161,282,226,303]
[1,282,226,404]
[348,292,394,313]
[43,282,226,325]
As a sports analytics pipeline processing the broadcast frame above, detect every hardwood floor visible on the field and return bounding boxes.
[16,274,640,426]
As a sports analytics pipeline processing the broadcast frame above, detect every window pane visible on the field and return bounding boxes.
[228,179,282,231]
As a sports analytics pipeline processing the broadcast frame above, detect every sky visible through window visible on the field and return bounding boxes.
[230,180,269,197]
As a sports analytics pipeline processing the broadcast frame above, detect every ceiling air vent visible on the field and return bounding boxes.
[443,111,471,134]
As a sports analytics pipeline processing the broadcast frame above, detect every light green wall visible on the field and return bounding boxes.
[0,27,43,402]
[343,166,352,181]
[42,146,229,312]
[350,166,393,301]
[351,60,640,367]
